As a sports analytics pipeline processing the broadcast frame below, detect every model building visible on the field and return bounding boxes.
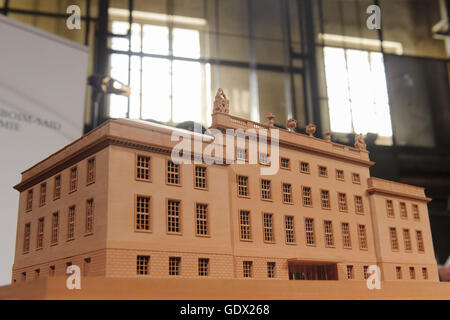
[11,89,438,284]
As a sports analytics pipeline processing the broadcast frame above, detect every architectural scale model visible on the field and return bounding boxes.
[8,89,440,292]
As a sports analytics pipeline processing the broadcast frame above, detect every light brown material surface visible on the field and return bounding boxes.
[6,96,443,298]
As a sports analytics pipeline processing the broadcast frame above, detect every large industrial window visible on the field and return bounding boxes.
[323,47,392,143]
[109,20,206,124]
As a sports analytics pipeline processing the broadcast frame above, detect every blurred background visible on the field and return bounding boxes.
[0,0,449,280]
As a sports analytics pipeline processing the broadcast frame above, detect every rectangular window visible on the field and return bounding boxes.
[39,183,46,206]
[23,223,31,253]
[358,224,368,249]
[300,161,310,174]
[35,269,40,280]
[261,179,272,200]
[167,160,180,185]
[302,186,312,207]
[239,210,251,240]
[338,192,348,212]
[51,212,59,244]
[305,218,315,245]
[409,266,416,279]
[169,257,181,276]
[70,167,78,192]
[323,47,392,139]
[195,203,208,236]
[354,195,364,214]
[336,169,345,181]
[396,266,402,280]
[67,206,76,240]
[136,196,150,231]
[85,199,94,234]
[416,230,424,252]
[282,183,292,204]
[49,266,55,277]
[323,220,334,247]
[137,255,150,275]
[21,272,26,282]
[26,189,33,211]
[54,175,61,200]
[346,265,354,279]
[403,229,412,251]
[263,213,274,242]
[267,262,276,278]
[259,153,269,165]
[280,157,290,169]
[87,157,96,184]
[318,165,328,177]
[412,204,420,220]
[36,218,44,249]
[400,202,408,219]
[352,173,361,184]
[237,175,249,197]
[194,165,207,189]
[386,200,394,217]
[320,190,330,209]
[285,216,295,244]
[390,227,399,251]
[342,222,352,248]
[363,266,369,279]
[236,148,247,162]
[198,258,209,276]
[243,261,253,278]
[422,267,428,280]
[167,200,181,233]
[136,155,151,181]
[83,258,91,276]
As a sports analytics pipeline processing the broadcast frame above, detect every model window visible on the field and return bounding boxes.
[342,222,352,248]
[346,265,354,279]
[320,190,330,209]
[169,257,181,276]
[318,165,328,177]
[167,160,180,185]
[259,153,269,165]
[198,258,209,276]
[386,199,394,217]
[26,189,33,211]
[409,267,416,279]
[267,262,276,278]
[54,175,61,200]
[305,218,315,245]
[236,148,246,162]
[261,179,272,200]
[300,161,310,173]
[195,203,209,236]
[336,169,344,181]
[282,183,292,204]
[85,199,94,234]
[137,255,150,275]
[23,223,31,254]
[412,204,420,221]
[69,167,78,192]
[51,212,59,244]
[400,202,408,218]
[302,186,312,207]
[39,183,47,206]
[194,165,207,189]
[354,195,364,214]
[403,229,412,251]
[36,218,44,249]
[280,157,290,169]
[390,227,399,251]
[263,213,274,242]
[67,206,76,240]
[323,220,334,247]
[239,210,251,240]
[136,196,150,231]
[237,176,249,197]
[363,266,369,279]
[285,216,295,244]
[338,192,348,212]
[422,267,428,280]
[416,230,425,252]
[167,200,181,234]
[87,157,96,184]
[358,224,368,249]
[243,261,253,278]
[136,155,151,181]
[395,266,402,279]
[351,173,361,184]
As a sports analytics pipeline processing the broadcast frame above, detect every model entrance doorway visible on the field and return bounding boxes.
[288,260,338,280]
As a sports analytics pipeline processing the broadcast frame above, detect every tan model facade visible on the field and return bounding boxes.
[11,91,438,284]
